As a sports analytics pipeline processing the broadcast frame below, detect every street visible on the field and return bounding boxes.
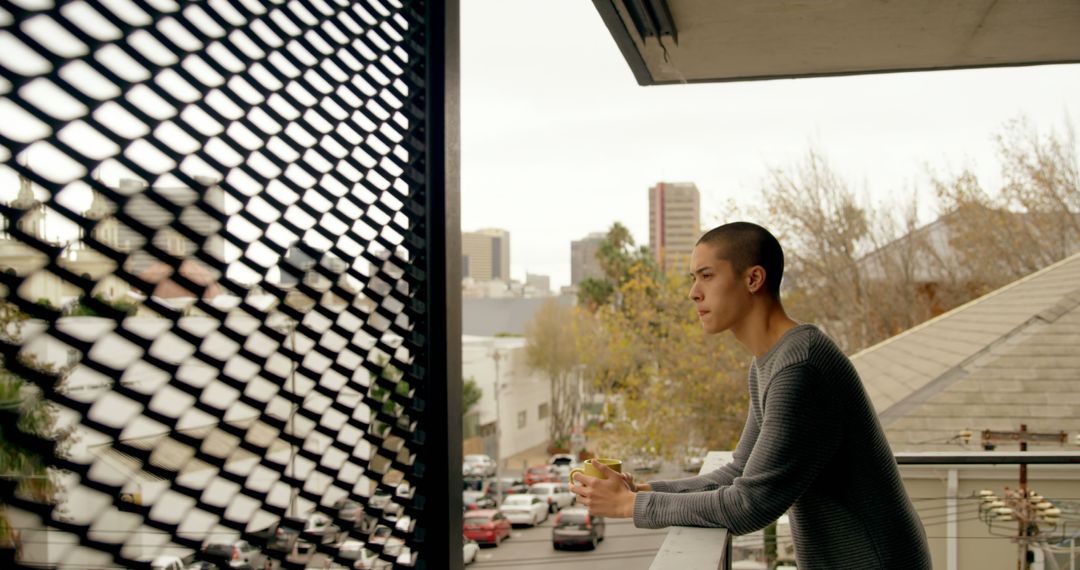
[466,461,686,570]
[468,516,670,570]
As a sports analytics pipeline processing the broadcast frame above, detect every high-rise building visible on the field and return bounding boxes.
[648,182,700,273]
[525,273,550,295]
[570,232,607,285]
[462,228,510,281]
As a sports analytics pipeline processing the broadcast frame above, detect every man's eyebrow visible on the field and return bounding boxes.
[691,265,713,276]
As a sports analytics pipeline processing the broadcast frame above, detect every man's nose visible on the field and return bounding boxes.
[688,284,701,302]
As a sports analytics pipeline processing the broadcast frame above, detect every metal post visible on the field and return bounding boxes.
[288,319,298,519]
[1020,424,1028,570]
[492,349,503,504]
[947,469,958,570]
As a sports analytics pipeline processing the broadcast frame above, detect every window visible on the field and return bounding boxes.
[517,411,526,428]
[538,402,549,419]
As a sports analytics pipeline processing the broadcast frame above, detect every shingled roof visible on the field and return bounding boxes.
[850,252,1080,452]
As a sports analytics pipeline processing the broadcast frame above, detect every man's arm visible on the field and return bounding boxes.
[634,364,842,535]
[646,408,759,494]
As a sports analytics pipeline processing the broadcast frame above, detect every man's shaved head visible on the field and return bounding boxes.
[696,222,784,299]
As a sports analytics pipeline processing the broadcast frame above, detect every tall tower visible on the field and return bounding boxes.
[462,228,510,281]
[648,182,700,274]
[570,232,606,285]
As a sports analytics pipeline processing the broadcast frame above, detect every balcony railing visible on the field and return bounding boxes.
[649,450,1080,570]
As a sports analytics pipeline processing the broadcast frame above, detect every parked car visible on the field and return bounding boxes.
[524,465,555,486]
[338,538,366,561]
[548,453,574,472]
[352,548,393,570]
[682,446,708,475]
[486,477,527,499]
[552,507,606,550]
[463,475,485,491]
[463,454,497,477]
[631,454,662,472]
[528,482,575,513]
[463,509,512,546]
[463,490,497,511]
[370,488,404,519]
[333,498,363,522]
[333,498,378,534]
[143,555,186,570]
[305,512,343,544]
[499,494,549,526]
[184,562,221,570]
[250,516,315,563]
[200,539,263,567]
[463,535,479,564]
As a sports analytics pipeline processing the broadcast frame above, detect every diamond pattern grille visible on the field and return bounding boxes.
[0,1,442,568]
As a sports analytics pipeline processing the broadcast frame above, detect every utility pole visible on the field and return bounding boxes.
[491,349,503,505]
[981,425,1067,570]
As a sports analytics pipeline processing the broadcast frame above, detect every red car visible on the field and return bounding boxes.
[524,465,555,486]
[463,509,512,546]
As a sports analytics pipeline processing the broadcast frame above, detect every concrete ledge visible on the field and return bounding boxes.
[649,451,733,570]
[650,526,730,570]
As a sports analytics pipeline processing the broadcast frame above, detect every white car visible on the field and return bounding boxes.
[528,482,576,513]
[463,535,479,564]
[498,494,549,526]
[464,454,497,477]
[144,555,185,570]
[548,454,577,479]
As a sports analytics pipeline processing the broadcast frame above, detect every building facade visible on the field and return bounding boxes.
[648,182,700,274]
[462,228,510,282]
[461,335,551,468]
[570,232,606,286]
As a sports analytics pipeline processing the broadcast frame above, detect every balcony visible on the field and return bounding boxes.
[649,451,1080,570]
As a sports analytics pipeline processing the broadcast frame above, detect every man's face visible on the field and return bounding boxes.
[687,242,752,335]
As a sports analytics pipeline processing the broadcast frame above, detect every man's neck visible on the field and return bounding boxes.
[733,300,800,358]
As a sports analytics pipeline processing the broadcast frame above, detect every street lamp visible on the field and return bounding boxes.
[489,349,504,503]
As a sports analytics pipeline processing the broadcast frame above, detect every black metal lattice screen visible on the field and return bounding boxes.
[0,1,447,568]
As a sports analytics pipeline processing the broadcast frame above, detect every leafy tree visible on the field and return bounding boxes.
[64,294,138,317]
[1,301,76,558]
[462,377,482,416]
[581,263,746,460]
[577,222,655,309]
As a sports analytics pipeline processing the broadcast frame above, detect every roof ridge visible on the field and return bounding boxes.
[850,250,1080,361]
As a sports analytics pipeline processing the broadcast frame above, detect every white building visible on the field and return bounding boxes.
[461,335,550,470]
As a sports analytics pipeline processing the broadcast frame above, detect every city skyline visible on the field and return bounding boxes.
[460,0,1080,290]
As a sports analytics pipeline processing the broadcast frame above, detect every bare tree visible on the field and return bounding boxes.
[761,149,927,351]
[524,300,584,451]
[933,117,1080,296]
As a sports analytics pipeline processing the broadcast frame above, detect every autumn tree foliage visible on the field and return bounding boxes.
[528,223,748,460]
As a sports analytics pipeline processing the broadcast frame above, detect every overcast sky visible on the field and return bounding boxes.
[460,0,1080,290]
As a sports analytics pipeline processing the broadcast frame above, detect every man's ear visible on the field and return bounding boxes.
[746,266,766,294]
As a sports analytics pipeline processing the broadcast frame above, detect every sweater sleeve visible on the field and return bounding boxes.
[634,364,842,535]
[648,404,759,493]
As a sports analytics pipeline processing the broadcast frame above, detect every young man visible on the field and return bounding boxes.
[571,222,931,569]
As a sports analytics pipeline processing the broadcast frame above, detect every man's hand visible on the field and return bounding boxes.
[570,461,638,518]
[619,471,652,493]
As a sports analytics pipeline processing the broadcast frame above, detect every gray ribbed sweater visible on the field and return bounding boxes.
[633,324,931,569]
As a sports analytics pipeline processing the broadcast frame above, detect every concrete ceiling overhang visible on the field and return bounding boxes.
[593,0,1080,85]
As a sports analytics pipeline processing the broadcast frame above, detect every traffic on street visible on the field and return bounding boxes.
[461,454,687,569]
